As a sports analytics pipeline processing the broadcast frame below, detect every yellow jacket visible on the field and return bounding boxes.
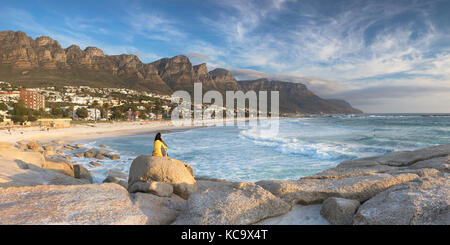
[153,140,168,157]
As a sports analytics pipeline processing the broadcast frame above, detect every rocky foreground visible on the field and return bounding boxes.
[0,141,448,225]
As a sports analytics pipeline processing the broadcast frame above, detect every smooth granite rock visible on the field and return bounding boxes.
[128,156,197,199]
[0,183,148,224]
[353,175,450,225]
[131,192,186,225]
[320,197,360,225]
[128,181,174,197]
[256,173,418,205]
[173,180,291,225]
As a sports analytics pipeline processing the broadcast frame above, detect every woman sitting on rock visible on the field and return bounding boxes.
[152,132,168,157]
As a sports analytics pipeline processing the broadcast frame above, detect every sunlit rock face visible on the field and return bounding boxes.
[0,30,362,114]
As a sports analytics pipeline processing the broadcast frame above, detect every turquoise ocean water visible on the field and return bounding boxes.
[75,114,450,183]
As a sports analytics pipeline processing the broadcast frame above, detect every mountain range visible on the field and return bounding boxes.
[0,30,362,114]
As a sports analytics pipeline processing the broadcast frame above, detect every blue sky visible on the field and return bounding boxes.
[1,0,450,112]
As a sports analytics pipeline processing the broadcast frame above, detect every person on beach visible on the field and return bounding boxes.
[153,132,168,157]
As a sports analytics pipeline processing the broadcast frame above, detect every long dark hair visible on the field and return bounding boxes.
[154,132,167,147]
[154,132,162,142]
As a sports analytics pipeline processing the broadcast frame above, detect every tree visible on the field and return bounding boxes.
[38,108,46,117]
[10,100,28,116]
[139,113,147,120]
[101,103,110,119]
[153,105,163,115]
[63,106,73,118]
[28,115,37,122]
[76,108,88,119]
[51,107,63,118]
[110,108,123,121]
[11,115,25,123]
[0,103,7,111]
[90,100,99,121]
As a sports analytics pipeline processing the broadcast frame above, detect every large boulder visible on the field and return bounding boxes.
[1,142,87,186]
[42,145,54,151]
[103,176,128,189]
[256,173,418,205]
[173,180,291,225]
[131,192,187,225]
[43,158,74,177]
[95,154,105,160]
[128,181,173,197]
[353,175,450,225]
[0,158,88,188]
[309,157,399,179]
[84,151,96,158]
[310,144,450,180]
[408,156,450,172]
[108,154,120,160]
[371,144,450,167]
[128,156,197,199]
[0,183,148,224]
[0,142,46,168]
[27,141,42,152]
[73,164,93,183]
[17,144,28,151]
[73,152,84,158]
[254,144,450,206]
[320,197,360,225]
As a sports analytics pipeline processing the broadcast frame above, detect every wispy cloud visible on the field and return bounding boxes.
[121,2,187,42]
[193,0,450,112]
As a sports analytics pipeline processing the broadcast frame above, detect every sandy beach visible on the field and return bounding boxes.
[0,121,184,144]
[0,117,258,145]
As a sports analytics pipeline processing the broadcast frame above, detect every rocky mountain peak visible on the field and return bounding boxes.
[208,68,240,92]
[65,45,82,54]
[0,30,33,46]
[35,36,59,47]
[171,54,190,63]
[0,30,15,40]
[84,47,105,57]
[0,30,362,114]
[66,44,81,50]
[209,68,234,80]
[193,63,209,76]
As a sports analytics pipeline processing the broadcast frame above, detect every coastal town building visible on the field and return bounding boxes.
[71,106,101,120]
[71,96,89,104]
[0,84,172,123]
[0,91,20,103]
[87,108,101,120]
[20,88,45,110]
[37,118,72,128]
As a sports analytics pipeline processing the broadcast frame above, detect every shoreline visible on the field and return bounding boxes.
[0,116,448,225]
[0,121,193,144]
[0,133,448,224]
[0,117,259,145]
